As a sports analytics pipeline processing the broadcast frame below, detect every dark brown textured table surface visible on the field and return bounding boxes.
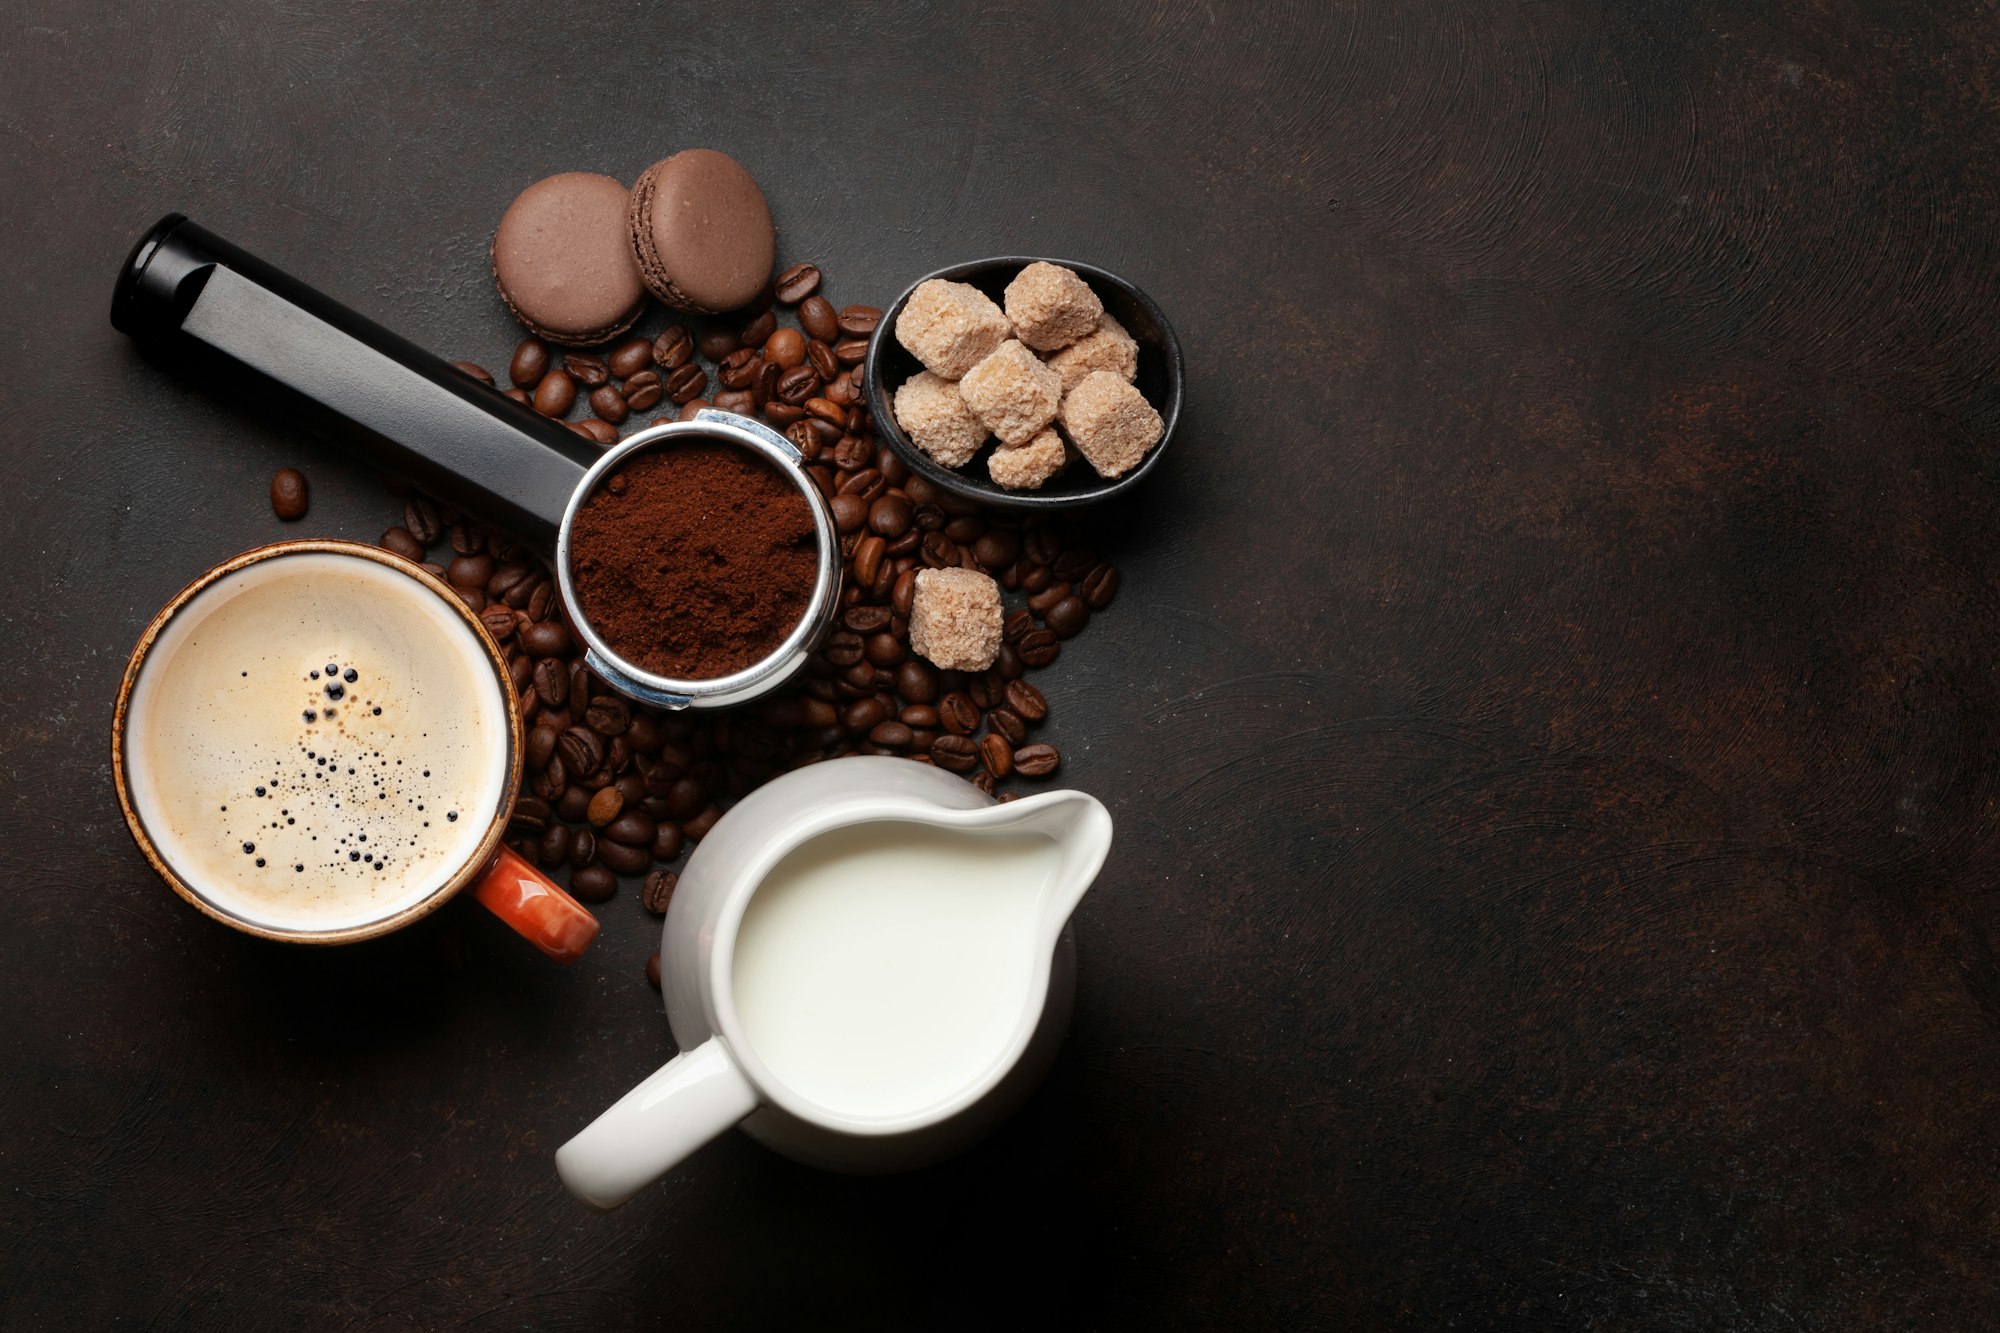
[4,2,1997,1327]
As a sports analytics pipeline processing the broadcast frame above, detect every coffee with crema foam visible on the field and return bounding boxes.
[123,552,509,934]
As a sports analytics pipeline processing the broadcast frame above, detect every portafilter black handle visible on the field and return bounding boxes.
[112,214,594,550]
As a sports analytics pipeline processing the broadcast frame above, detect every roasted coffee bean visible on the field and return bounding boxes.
[938,691,980,735]
[892,569,918,617]
[269,468,309,521]
[971,770,996,795]
[589,384,629,424]
[1020,565,1052,594]
[787,419,826,461]
[912,503,946,534]
[807,339,839,382]
[509,655,535,695]
[776,364,818,405]
[608,338,654,379]
[862,633,903,668]
[930,734,979,772]
[980,733,1014,778]
[527,581,555,621]
[533,369,576,417]
[775,261,822,303]
[1045,596,1090,638]
[454,585,487,612]
[796,295,838,342]
[539,821,570,865]
[557,785,591,822]
[402,496,441,545]
[594,836,648,875]
[503,387,532,407]
[479,605,517,643]
[446,553,493,590]
[1024,527,1061,566]
[824,376,860,407]
[972,529,1020,570]
[900,705,939,729]
[573,418,618,445]
[828,493,869,534]
[509,795,551,834]
[921,533,960,569]
[1027,581,1072,616]
[712,389,757,416]
[510,338,550,388]
[622,370,664,412]
[1052,548,1099,582]
[753,359,782,408]
[805,397,848,431]
[557,726,605,777]
[844,604,893,634]
[988,707,1028,745]
[626,713,663,755]
[764,328,806,369]
[645,951,662,989]
[604,809,656,847]
[1013,742,1060,777]
[1004,608,1036,644]
[823,631,865,668]
[739,309,778,347]
[868,494,913,537]
[585,694,631,736]
[833,434,873,470]
[450,360,494,386]
[717,347,760,389]
[532,658,569,710]
[838,468,886,503]
[944,514,985,545]
[653,822,685,862]
[664,778,708,821]
[843,697,889,734]
[995,642,1024,679]
[571,864,617,902]
[764,401,806,427]
[586,786,624,826]
[379,527,424,561]
[1080,563,1120,609]
[642,869,679,914]
[833,337,870,365]
[837,305,883,337]
[680,803,720,842]
[568,661,592,709]
[449,523,483,556]
[665,363,708,404]
[527,723,559,770]
[1017,629,1060,666]
[652,324,695,370]
[614,769,645,805]
[488,562,532,600]
[852,535,887,586]
[967,672,997,709]
[866,720,913,749]
[697,325,739,360]
[563,353,610,388]
[896,660,939,704]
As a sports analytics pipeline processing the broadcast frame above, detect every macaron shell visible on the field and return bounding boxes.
[492,172,646,346]
[628,150,775,314]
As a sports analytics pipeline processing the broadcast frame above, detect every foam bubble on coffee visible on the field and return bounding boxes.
[124,552,508,933]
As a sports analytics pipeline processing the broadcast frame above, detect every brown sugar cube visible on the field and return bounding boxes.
[1045,312,1139,394]
[894,279,1011,379]
[987,429,1068,491]
[958,340,1061,447]
[1059,371,1163,479]
[892,371,989,468]
[908,568,1003,671]
[1003,261,1104,352]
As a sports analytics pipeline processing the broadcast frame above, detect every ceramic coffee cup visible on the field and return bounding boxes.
[111,539,599,961]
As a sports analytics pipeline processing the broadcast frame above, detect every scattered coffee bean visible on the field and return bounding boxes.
[643,869,679,915]
[379,527,424,562]
[1013,743,1060,776]
[1045,596,1090,638]
[665,363,708,404]
[988,708,1027,745]
[587,787,624,826]
[570,827,598,869]
[608,338,653,379]
[1080,563,1120,609]
[451,360,494,385]
[269,468,309,521]
[521,621,573,657]
[1018,629,1060,666]
[533,369,576,417]
[775,262,822,304]
[739,309,778,347]
[563,353,610,388]
[980,733,1014,778]
[645,951,662,989]
[590,384,629,424]
[837,305,883,337]
[571,864,616,902]
[623,370,664,411]
[509,339,550,388]
[600,839,653,875]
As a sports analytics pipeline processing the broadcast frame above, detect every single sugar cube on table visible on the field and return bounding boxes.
[1003,262,1104,352]
[959,340,1062,447]
[987,429,1068,491]
[1045,312,1139,394]
[908,568,1003,671]
[893,371,989,468]
[1060,371,1164,478]
[894,279,1011,379]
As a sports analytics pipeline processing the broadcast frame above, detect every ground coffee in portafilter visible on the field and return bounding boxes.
[567,444,817,680]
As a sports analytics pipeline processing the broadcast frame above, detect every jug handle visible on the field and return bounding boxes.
[555,1038,757,1210]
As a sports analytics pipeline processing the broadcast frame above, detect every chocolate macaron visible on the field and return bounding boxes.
[492,172,647,346]
[627,150,776,314]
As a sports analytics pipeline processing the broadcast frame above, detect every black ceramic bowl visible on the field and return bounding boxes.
[864,256,1184,510]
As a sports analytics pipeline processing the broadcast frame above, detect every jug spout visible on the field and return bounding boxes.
[977,788,1113,940]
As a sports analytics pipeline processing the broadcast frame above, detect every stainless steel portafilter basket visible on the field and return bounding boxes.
[112,213,840,710]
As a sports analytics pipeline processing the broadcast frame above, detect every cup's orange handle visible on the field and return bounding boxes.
[472,844,600,963]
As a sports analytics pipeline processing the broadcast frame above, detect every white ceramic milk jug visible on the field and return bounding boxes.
[556,756,1112,1209]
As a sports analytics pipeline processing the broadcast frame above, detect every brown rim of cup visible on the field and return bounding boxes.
[109,539,526,946]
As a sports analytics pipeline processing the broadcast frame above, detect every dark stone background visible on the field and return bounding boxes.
[3,1,1997,1327]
